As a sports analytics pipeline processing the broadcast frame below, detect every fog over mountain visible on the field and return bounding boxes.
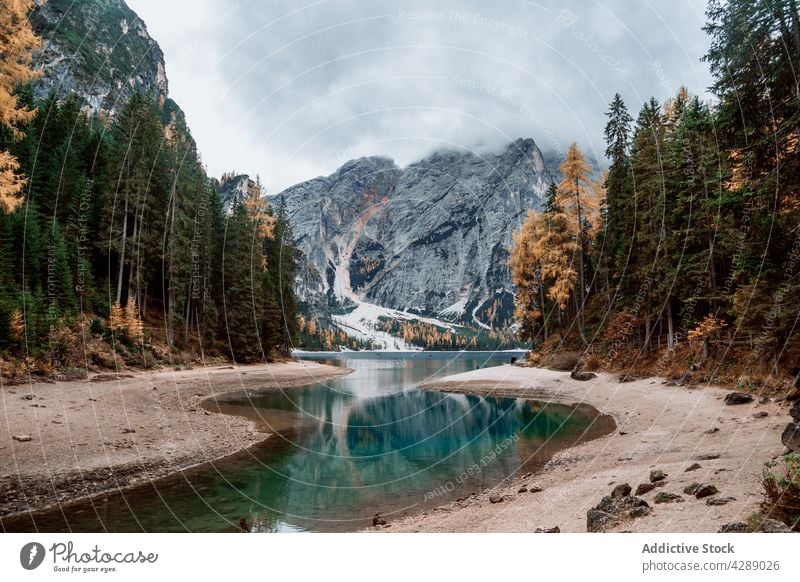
[127,0,712,193]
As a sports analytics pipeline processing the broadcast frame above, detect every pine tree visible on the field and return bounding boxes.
[221,201,264,362]
[103,92,166,308]
[602,94,634,293]
[627,98,668,351]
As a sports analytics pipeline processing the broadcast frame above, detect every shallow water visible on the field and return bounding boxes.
[3,352,614,532]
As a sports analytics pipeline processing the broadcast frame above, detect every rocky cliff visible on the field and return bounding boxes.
[213,173,262,213]
[278,138,552,329]
[30,0,168,116]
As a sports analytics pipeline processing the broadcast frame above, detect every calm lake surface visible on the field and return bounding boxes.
[4,352,614,532]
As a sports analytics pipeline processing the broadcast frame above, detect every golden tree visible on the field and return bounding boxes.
[509,209,578,343]
[243,176,276,240]
[109,302,126,332]
[556,143,600,342]
[0,0,41,213]
[9,309,25,341]
[125,302,144,342]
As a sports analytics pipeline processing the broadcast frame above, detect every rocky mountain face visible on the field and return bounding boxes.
[278,138,553,329]
[30,0,168,116]
[213,173,262,213]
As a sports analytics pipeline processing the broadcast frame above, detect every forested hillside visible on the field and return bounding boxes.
[511,0,800,390]
[0,1,298,380]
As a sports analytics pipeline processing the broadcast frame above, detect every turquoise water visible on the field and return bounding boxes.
[2,352,613,532]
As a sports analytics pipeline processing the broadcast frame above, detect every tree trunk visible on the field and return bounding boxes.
[540,282,548,341]
[642,314,653,354]
[575,178,587,345]
[166,188,177,348]
[129,211,139,309]
[667,301,674,349]
[115,197,128,306]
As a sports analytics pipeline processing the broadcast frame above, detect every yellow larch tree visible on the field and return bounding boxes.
[0,0,41,213]
[556,143,599,343]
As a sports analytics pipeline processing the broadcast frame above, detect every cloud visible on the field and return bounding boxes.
[127,0,713,192]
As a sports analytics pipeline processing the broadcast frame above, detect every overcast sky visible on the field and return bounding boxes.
[126,0,713,193]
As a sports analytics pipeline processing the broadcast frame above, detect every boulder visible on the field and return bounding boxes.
[611,483,632,498]
[724,392,753,405]
[587,495,650,532]
[752,411,768,418]
[635,483,656,496]
[718,523,751,533]
[781,423,800,452]
[761,518,791,533]
[549,352,579,371]
[684,463,702,472]
[693,484,719,499]
[372,513,386,526]
[534,526,560,533]
[654,492,684,504]
[570,370,597,381]
[12,435,32,442]
[649,469,667,483]
[587,509,615,533]
[518,486,528,493]
[489,494,504,504]
[790,400,800,422]
[683,483,701,495]
[706,496,736,506]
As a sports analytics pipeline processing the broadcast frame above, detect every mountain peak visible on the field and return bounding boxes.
[30,0,169,116]
[279,138,554,328]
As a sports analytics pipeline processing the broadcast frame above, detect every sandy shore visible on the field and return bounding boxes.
[389,365,790,533]
[0,361,351,519]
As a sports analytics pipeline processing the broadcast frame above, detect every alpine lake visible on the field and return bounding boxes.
[5,351,614,532]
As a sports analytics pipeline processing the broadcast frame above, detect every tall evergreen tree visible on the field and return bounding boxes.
[602,94,634,292]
